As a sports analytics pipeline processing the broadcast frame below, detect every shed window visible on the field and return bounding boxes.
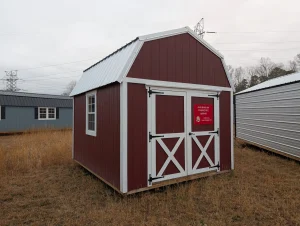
[86,91,97,136]
[38,107,56,120]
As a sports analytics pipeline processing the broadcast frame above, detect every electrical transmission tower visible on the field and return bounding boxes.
[3,70,20,92]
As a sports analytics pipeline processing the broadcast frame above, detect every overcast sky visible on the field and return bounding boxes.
[0,0,299,94]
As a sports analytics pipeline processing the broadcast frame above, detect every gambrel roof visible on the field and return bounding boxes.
[70,27,233,96]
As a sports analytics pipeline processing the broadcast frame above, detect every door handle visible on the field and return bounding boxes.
[189,132,195,136]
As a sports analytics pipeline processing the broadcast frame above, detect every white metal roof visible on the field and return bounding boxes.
[237,72,300,95]
[70,27,233,96]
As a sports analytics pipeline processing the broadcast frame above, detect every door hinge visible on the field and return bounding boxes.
[148,174,164,183]
[148,88,164,97]
[209,161,220,170]
[149,132,164,142]
[208,92,221,100]
[209,129,219,136]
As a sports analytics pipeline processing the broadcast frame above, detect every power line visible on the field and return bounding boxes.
[19,69,82,80]
[2,29,300,37]
[23,75,81,82]
[219,47,300,51]
[216,31,300,34]
[214,41,300,44]
[9,57,98,71]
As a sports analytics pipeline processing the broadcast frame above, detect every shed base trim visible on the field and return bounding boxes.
[236,138,300,162]
[75,160,231,195]
[127,170,231,195]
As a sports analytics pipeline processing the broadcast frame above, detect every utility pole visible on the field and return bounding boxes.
[3,70,19,92]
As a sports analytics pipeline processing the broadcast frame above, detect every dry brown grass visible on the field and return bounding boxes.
[0,131,299,226]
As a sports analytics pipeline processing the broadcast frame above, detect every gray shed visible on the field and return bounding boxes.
[0,91,73,133]
[235,72,300,161]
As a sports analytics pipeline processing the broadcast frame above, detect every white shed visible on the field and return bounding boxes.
[235,72,300,161]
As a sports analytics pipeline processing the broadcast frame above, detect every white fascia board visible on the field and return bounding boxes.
[221,59,235,90]
[230,91,234,170]
[117,40,144,83]
[125,78,233,92]
[185,27,224,59]
[72,98,74,159]
[138,27,188,42]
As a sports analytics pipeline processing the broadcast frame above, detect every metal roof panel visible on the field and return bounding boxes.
[70,39,141,96]
[236,72,300,95]
[0,91,72,108]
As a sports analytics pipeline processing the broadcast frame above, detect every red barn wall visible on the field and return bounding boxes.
[127,33,230,88]
[127,83,148,191]
[74,83,120,190]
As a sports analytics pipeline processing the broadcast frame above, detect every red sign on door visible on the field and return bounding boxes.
[193,104,214,125]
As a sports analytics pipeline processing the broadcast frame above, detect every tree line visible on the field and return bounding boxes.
[228,53,300,93]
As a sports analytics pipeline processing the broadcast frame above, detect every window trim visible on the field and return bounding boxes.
[38,107,56,120]
[86,90,97,136]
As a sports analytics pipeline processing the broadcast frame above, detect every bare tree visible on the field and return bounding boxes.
[227,65,235,79]
[62,80,77,96]
[288,60,297,72]
[255,57,277,82]
[294,54,300,71]
[233,66,245,86]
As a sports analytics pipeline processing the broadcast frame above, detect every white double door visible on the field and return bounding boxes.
[147,88,220,185]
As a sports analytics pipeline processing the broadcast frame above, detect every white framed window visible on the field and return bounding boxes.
[86,90,97,136]
[38,107,56,120]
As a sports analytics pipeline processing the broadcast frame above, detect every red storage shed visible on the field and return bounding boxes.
[70,27,234,194]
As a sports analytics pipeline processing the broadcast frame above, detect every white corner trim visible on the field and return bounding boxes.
[230,91,234,170]
[120,81,128,193]
[126,78,233,92]
[221,59,235,90]
[72,98,74,159]
[117,40,144,84]
[85,90,97,137]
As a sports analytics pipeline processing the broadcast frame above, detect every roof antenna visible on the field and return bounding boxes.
[194,18,216,39]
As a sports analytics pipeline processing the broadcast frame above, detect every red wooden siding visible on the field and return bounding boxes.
[156,94,186,176]
[74,83,120,190]
[127,83,148,191]
[156,95,184,134]
[219,91,232,170]
[127,33,230,88]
